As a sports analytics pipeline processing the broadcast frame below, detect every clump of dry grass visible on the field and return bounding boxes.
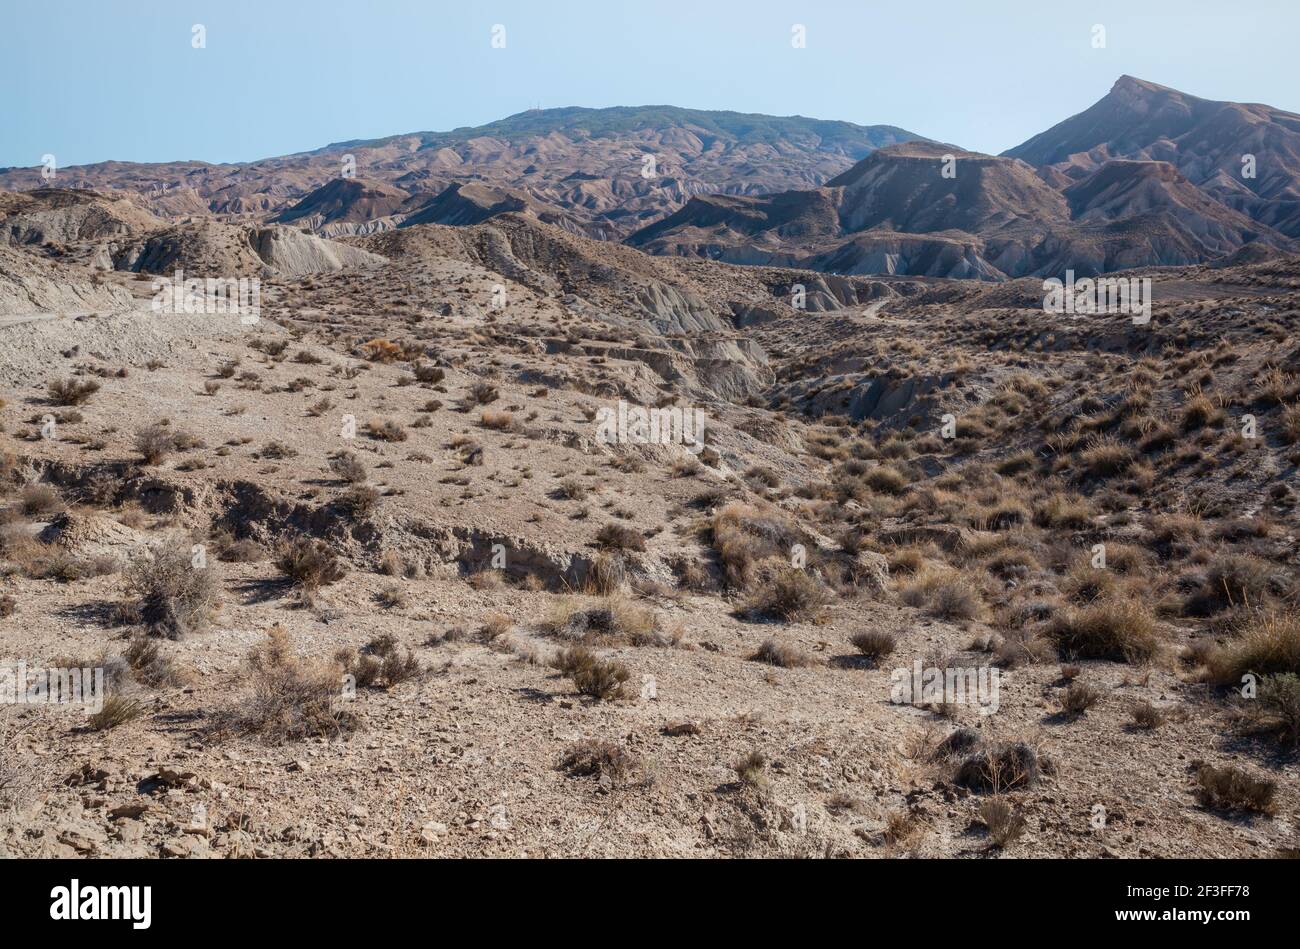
[19,483,64,517]
[751,637,814,668]
[900,569,985,621]
[595,523,645,552]
[479,408,517,431]
[1187,552,1276,616]
[539,595,665,646]
[1194,763,1276,814]
[849,629,896,662]
[1059,681,1103,718]
[709,502,807,589]
[1048,600,1160,663]
[121,635,186,688]
[124,538,220,639]
[883,809,922,845]
[1205,611,1300,684]
[89,694,144,731]
[1130,700,1167,729]
[978,797,1027,848]
[583,552,625,595]
[1077,435,1135,479]
[733,750,767,786]
[953,740,1043,793]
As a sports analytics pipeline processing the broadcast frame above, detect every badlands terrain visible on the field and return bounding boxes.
[1,76,1299,859]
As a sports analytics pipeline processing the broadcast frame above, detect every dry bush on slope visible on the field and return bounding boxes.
[1205,611,1300,684]
[215,625,358,743]
[539,595,669,646]
[709,502,809,590]
[47,377,100,406]
[1194,763,1276,815]
[276,538,346,589]
[1047,600,1160,663]
[124,538,220,640]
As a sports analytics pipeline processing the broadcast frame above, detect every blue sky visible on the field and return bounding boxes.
[2,0,1296,169]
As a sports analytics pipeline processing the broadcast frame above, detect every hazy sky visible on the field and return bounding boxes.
[3,0,1297,169]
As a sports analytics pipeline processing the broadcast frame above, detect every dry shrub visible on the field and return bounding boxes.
[1258,674,1300,747]
[276,538,346,589]
[215,534,263,563]
[1048,600,1159,663]
[365,418,407,442]
[328,451,367,484]
[19,483,64,517]
[572,655,631,701]
[901,569,985,621]
[540,595,663,645]
[360,338,402,362]
[466,382,499,406]
[479,409,517,431]
[751,637,814,668]
[219,626,357,742]
[1130,700,1167,729]
[123,635,186,688]
[124,538,219,639]
[744,567,829,622]
[1059,681,1103,718]
[1194,763,1276,815]
[412,362,445,384]
[883,809,922,846]
[48,378,100,406]
[1187,552,1277,615]
[134,423,175,465]
[954,740,1043,793]
[733,750,767,786]
[710,502,807,589]
[595,523,645,552]
[556,476,588,500]
[550,643,597,676]
[337,484,381,518]
[559,739,642,785]
[849,629,896,661]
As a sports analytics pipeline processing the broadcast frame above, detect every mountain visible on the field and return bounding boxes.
[0,107,924,240]
[270,177,420,236]
[1004,75,1300,237]
[628,117,1297,279]
[3,81,1296,283]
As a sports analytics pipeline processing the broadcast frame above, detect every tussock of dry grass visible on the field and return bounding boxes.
[1048,600,1160,663]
